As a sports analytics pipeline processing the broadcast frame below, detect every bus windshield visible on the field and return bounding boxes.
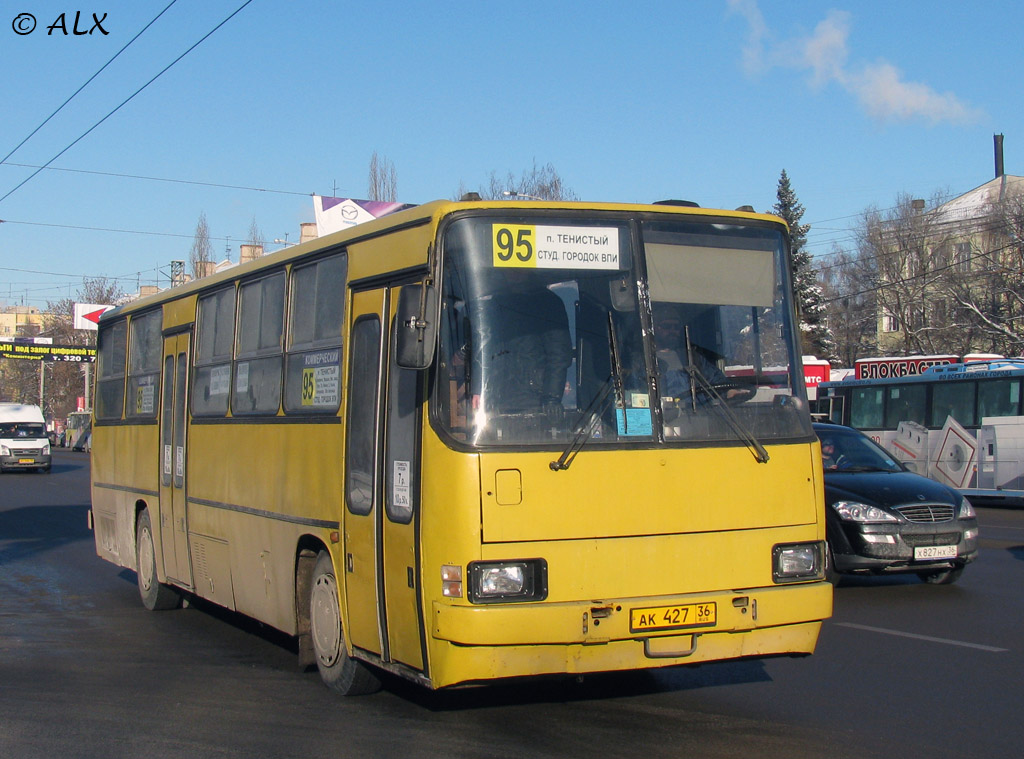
[436,214,810,447]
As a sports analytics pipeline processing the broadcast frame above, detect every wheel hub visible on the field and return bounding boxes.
[310,572,341,667]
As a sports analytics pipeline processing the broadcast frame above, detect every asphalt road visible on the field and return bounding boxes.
[1,450,1022,759]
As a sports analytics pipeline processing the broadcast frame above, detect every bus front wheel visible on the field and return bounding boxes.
[135,509,181,611]
[310,551,380,695]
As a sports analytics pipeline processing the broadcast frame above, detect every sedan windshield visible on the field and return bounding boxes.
[818,427,902,473]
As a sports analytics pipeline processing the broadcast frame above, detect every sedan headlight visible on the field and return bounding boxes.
[773,542,824,583]
[468,559,547,603]
[957,497,976,519]
[831,501,899,523]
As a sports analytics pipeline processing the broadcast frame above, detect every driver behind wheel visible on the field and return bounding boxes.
[653,305,740,404]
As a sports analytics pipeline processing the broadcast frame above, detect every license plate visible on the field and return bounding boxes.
[630,602,717,632]
[18,458,34,464]
[915,545,957,560]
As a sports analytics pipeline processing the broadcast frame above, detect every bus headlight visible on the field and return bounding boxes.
[773,542,824,583]
[468,559,547,603]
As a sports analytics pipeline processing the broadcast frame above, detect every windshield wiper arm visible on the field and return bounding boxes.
[550,377,614,471]
[684,327,769,464]
[607,312,628,435]
[551,315,625,472]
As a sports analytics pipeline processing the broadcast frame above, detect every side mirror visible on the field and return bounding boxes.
[395,284,438,369]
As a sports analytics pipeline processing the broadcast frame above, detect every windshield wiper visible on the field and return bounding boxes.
[551,315,624,472]
[549,377,614,472]
[684,327,769,464]
[607,312,628,435]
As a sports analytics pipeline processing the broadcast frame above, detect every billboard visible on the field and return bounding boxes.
[0,342,96,362]
[313,196,414,237]
[74,303,115,330]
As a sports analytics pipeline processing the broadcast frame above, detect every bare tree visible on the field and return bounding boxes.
[368,151,398,202]
[0,357,39,406]
[819,245,879,366]
[943,190,1024,354]
[853,192,968,355]
[246,216,265,249]
[189,212,214,279]
[40,277,127,422]
[457,161,578,201]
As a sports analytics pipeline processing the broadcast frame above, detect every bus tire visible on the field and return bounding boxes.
[310,550,380,695]
[136,509,181,611]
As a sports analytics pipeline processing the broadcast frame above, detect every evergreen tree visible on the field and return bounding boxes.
[771,170,837,362]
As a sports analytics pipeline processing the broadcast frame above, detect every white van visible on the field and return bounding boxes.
[0,403,52,473]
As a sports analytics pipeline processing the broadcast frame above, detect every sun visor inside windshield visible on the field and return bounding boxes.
[646,243,775,307]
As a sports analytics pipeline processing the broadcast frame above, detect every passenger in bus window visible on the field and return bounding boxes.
[472,270,572,419]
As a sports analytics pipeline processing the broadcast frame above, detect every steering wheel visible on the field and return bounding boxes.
[708,381,756,405]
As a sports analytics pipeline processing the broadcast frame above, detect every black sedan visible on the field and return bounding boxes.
[814,422,978,585]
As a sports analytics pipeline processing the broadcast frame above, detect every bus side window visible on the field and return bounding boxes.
[233,272,285,416]
[884,384,926,429]
[850,387,883,429]
[978,379,1021,419]
[931,380,976,427]
[194,287,236,417]
[284,252,346,414]
[96,320,128,421]
[126,310,162,420]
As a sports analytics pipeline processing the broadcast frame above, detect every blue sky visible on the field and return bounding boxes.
[1,0,1019,308]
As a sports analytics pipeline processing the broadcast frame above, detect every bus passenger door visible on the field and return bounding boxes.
[344,291,386,659]
[158,332,193,588]
[381,291,424,671]
[344,287,424,673]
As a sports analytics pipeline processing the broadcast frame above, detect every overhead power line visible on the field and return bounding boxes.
[1,263,163,281]
[0,216,248,245]
[0,162,312,198]
[0,0,255,206]
[0,0,179,167]
[2,217,207,240]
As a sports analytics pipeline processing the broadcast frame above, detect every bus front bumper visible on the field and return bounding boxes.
[428,582,832,688]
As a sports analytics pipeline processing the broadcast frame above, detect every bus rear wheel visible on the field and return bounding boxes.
[135,509,181,611]
[310,551,380,695]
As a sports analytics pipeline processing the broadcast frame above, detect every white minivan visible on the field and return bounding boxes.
[0,403,52,473]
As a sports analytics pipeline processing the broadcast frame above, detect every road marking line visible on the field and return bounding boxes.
[835,622,1008,652]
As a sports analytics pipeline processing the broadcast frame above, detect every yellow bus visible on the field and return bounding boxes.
[89,197,831,694]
